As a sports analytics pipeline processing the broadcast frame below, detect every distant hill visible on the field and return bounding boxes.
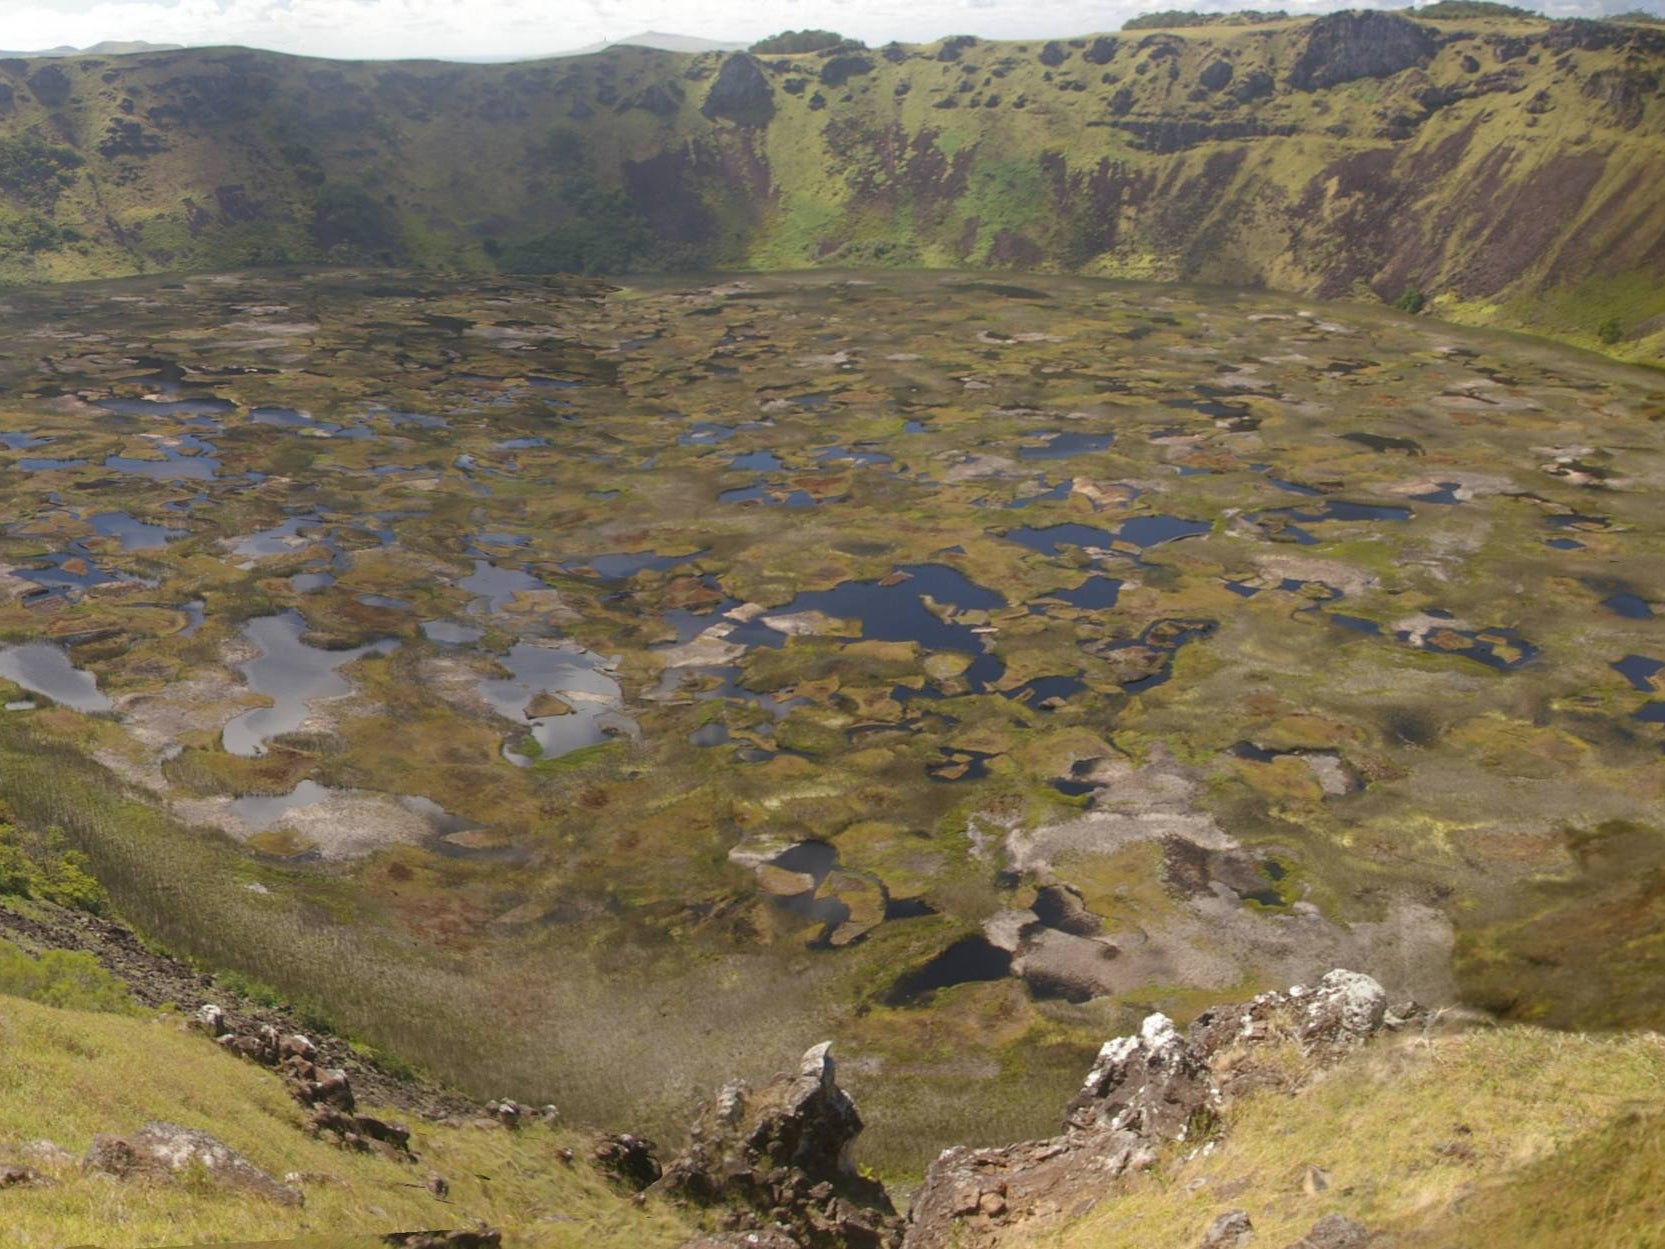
[557,31,746,56]
[0,13,1657,358]
[0,40,183,57]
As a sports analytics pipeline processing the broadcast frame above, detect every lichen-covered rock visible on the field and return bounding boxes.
[1298,970,1389,1050]
[1288,12,1436,91]
[1065,1013,1219,1140]
[83,1122,302,1206]
[659,1043,900,1248]
[702,54,774,125]
[192,1003,228,1037]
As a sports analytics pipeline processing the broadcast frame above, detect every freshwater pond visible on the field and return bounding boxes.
[0,643,112,712]
[222,612,398,756]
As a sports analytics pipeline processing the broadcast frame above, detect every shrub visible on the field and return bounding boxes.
[1123,9,1288,29]
[1395,286,1427,314]
[0,821,110,914]
[750,30,851,54]
[0,940,137,1014]
[311,182,403,258]
[1598,315,1625,345]
[1411,1,1535,17]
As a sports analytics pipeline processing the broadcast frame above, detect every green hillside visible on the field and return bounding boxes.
[0,10,1658,358]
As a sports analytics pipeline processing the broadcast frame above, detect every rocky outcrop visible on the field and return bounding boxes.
[1063,1013,1218,1140]
[702,54,774,125]
[83,1122,302,1206]
[1288,12,1437,91]
[904,971,1401,1249]
[195,1007,415,1160]
[658,1042,902,1248]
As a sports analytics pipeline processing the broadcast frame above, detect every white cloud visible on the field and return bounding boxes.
[0,0,1652,61]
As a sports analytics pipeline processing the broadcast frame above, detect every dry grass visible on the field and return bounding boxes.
[1038,1023,1665,1249]
[0,991,698,1249]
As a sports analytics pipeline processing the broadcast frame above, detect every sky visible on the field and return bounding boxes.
[1,0,1659,62]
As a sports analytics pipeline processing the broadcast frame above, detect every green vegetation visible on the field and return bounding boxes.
[751,30,855,53]
[1122,10,1288,29]
[0,133,83,207]
[0,939,136,1013]
[1409,1,1536,19]
[1599,314,1626,344]
[1395,285,1428,314]
[0,817,111,914]
[0,15,1649,357]
[0,263,1660,1185]
[311,182,404,261]
[495,128,651,275]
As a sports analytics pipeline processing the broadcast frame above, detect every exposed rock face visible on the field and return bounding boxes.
[820,55,874,88]
[904,971,1399,1249]
[702,54,775,124]
[1288,12,1436,90]
[658,1042,902,1248]
[1199,60,1235,92]
[25,64,70,107]
[83,1122,302,1206]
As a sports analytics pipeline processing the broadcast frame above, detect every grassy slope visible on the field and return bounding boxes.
[3,981,1659,1248]
[0,990,696,1248]
[1042,1024,1665,1249]
[0,16,1658,359]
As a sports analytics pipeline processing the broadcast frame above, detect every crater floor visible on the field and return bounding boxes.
[0,268,1660,1168]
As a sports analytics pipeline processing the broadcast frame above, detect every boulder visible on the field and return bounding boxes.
[485,1098,529,1128]
[192,1003,229,1037]
[83,1123,302,1206]
[592,1132,662,1190]
[1202,1210,1255,1249]
[1284,1214,1377,1249]
[679,1233,802,1249]
[0,1164,48,1188]
[1298,970,1389,1050]
[659,1043,901,1248]
[1288,12,1435,91]
[703,55,774,125]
